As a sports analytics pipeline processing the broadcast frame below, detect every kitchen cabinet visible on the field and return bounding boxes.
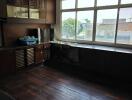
[29,0,40,19]
[0,43,50,76]
[0,0,7,18]
[34,44,50,64]
[7,0,28,18]
[45,0,56,24]
[6,0,56,23]
[27,47,34,66]
[29,0,55,23]
[0,49,16,76]
[29,0,46,20]
[15,49,25,69]
[15,47,35,69]
[35,44,44,64]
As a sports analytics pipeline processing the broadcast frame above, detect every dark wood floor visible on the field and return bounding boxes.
[0,65,131,100]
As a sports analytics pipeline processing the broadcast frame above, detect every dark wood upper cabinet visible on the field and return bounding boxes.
[39,0,46,20]
[45,0,56,24]
[0,0,7,18]
[29,0,46,20]
[6,0,56,24]
[7,0,28,18]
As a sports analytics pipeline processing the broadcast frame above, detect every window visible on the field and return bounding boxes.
[62,0,75,9]
[121,0,132,4]
[78,0,94,8]
[58,0,132,47]
[117,7,132,44]
[77,11,94,41]
[62,12,76,40]
[96,9,117,43]
[97,0,118,6]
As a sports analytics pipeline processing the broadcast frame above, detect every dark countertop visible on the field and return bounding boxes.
[50,41,132,54]
[0,42,50,51]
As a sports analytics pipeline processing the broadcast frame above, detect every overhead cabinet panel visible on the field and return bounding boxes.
[6,0,56,23]
[7,0,28,18]
[0,0,7,18]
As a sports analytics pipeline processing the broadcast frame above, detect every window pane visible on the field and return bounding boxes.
[97,0,118,6]
[121,0,132,4]
[62,0,75,9]
[78,0,94,8]
[96,9,117,43]
[62,12,75,40]
[77,11,94,41]
[117,8,132,44]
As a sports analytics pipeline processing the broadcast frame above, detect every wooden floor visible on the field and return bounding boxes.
[0,65,131,100]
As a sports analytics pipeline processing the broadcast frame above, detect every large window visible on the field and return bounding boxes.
[59,0,132,47]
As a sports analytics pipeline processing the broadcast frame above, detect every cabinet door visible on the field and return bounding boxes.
[35,45,44,64]
[29,0,46,21]
[45,0,56,24]
[27,48,35,66]
[0,0,6,18]
[29,0,40,19]
[16,49,25,69]
[7,0,28,18]
[43,43,50,61]
[39,0,46,20]
[0,50,16,76]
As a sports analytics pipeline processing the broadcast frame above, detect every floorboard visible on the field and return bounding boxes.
[0,65,131,100]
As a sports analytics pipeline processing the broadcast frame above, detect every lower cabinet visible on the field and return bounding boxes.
[35,44,44,64]
[0,43,50,76]
[27,48,35,66]
[34,44,50,64]
[15,49,25,69]
[0,49,16,76]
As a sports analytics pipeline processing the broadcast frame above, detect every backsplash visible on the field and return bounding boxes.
[3,23,51,47]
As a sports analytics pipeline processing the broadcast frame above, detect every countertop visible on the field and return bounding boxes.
[50,41,132,54]
[0,42,50,51]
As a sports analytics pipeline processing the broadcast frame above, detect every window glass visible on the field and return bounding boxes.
[97,0,118,6]
[77,11,94,41]
[62,12,76,40]
[96,9,117,43]
[121,0,132,4]
[117,8,132,44]
[78,0,94,8]
[62,0,75,9]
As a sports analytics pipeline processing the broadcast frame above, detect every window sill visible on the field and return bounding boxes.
[50,41,132,54]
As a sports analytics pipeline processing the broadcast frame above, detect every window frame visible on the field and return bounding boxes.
[55,0,132,49]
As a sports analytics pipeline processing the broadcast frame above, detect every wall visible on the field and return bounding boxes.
[3,23,50,47]
[0,23,2,46]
